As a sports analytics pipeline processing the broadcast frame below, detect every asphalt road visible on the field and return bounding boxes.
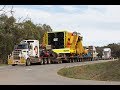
[0,59,120,85]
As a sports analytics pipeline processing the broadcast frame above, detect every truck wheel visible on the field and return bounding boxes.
[40,59,44,65]
[47,59,51,64]
[12,64,16,66]
[26,59,31,66]
[59,60,62,64]
[43,58,47,65]
[72,59,74,63]
[74,59,77,62]
[69,59,72,63]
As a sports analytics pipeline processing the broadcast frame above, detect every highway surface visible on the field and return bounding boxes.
[0,59,120,85]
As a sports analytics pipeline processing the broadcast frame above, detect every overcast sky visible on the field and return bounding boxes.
[1,5,120,46]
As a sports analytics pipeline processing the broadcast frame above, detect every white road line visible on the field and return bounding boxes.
[25,68,32,70]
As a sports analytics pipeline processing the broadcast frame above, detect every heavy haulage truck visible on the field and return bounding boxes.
[8,30,98,66]
[8,40,55,66]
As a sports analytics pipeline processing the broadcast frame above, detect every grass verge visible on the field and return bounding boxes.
[57,59,120,81]
[0,64,8,66]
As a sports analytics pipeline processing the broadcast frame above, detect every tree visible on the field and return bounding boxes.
[0,12,53,64]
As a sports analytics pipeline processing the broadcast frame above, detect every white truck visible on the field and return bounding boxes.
[102,48,112,60]
[8,40,51,66]
[87,46,98,60]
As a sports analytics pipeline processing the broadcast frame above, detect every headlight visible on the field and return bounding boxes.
[23,51,26,52]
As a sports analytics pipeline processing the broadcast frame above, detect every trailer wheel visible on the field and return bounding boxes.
[69,59,72,63]
[72,59,74,63]
[74,58,77,62]
[59,60,62,64]
[26,59,31,66]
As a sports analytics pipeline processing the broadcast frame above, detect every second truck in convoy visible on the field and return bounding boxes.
[8,30,98,66]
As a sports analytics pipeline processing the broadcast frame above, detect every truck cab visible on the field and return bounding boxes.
[8,40,39,66]
[102,48,111,60]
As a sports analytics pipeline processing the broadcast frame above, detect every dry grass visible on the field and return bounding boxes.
[0,64,8,66]
[57,59,120,81]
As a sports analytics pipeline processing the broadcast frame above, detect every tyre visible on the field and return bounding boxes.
[47,58,51,64]
[72,59,74,63]
[43,58,47,65]
[59,60,62,64]
[77,58,79,62]
[12,64,16,66]
[69,59,72,63]
[79,59,81,62]
[26,59,31,66]
[74,59,77,62]
[40,59,44,65]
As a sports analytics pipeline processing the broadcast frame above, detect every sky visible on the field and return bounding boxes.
[0,5,120,47]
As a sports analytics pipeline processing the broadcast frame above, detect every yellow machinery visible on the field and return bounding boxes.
[42,31,88,59]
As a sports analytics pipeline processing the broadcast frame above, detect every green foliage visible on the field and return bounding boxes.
[96,46,103,58]
[0,14,52,64]
[107,43,120,58]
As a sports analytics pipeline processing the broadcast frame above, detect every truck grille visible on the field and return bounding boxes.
[13,49,21,60]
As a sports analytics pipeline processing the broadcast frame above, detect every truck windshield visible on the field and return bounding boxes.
[15,44,28,49]
[104,51,108,55]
